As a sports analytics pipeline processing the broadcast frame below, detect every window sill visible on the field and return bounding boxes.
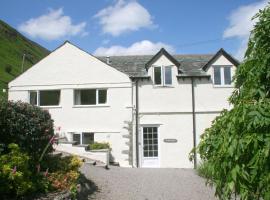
[40,105,62,109]
[153,85,174,88]
[72,104,110,108]
[213,85,234,88]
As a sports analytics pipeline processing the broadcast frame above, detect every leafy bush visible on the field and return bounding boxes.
[44,154,82,173]
[191,4,270,200]
[45,155,82,197]
[0,100,54,162]
[88,142,110,150]
[48,171,79,191]
[0,145,82,198]
[5,65,12,74]
[0,144,35,197]
[196,162,213,181]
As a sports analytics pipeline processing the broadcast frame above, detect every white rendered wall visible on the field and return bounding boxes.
[139,114,194,168]
[8,42,133,167]
[137,53,236,168]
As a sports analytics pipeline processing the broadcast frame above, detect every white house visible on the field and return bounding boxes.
[8,41,239,168]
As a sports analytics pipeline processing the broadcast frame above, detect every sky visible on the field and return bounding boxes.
[0,0,268,59]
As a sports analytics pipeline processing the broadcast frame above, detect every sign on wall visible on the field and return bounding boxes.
[163,138,178,143]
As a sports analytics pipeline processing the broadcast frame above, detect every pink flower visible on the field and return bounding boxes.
[12,166,17,174]
[49,135,56,144]
[44,168,49,177]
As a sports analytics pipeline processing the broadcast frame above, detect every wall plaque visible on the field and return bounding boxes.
[163,138,177,143]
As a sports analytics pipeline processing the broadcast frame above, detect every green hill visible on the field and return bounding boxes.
[0,20,50,99]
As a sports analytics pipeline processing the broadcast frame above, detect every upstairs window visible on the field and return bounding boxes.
[29,90,61,106]
[74,89,107,105]
[40,90,61,106]
[30,91,38,106]
[213,66,232,86]
[164,66,172,85]
[153,66,172,86]
[154,67,162,85]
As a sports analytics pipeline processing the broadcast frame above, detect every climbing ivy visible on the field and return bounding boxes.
[192,3,270,200]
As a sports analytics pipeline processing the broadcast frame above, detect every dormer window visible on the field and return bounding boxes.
[153,66,172,86]
[213,66,232,86]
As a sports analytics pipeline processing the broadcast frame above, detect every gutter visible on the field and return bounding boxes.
[135,80,139,168]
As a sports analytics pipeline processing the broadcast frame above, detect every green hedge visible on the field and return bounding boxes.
[88,142,110,150]
[0,100,54,162]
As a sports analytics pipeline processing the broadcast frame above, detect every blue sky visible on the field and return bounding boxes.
[0,0,268,59]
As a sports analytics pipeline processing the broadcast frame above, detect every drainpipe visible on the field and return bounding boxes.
[191,77,197,169]
[135,80,139,168]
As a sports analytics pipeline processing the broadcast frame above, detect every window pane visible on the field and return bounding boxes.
[40,90,60,106]
[73,133,81,145]
[82,132,94,144]
[30,91,37,105]
[74,89,96,105]
[224,67,231,85]
[98,89,107,104]
[154,67,162,85]
[165,66,172,85]
[214,67,221,85]
[74,90,81,105]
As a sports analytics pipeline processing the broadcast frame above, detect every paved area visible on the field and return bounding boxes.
[80,164,217,200]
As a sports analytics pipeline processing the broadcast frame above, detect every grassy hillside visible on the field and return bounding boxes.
[0,20,50,99]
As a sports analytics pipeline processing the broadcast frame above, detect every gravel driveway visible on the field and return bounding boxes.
[80,164,217,200]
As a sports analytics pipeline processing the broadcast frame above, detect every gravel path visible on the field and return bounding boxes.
[80,164,217,200]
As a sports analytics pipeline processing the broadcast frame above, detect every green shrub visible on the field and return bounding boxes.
[196,162,214,181]
[0,143,33,197]
[0,100,54,162]
[88,142,110,150]
[191,4,270,200]
[43,154,82,173]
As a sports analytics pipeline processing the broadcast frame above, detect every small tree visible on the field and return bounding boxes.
[5,64,12,74]
[0,100,55,163]
[192,4,270,200]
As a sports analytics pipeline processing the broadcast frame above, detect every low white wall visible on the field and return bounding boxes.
[54,144,110,166]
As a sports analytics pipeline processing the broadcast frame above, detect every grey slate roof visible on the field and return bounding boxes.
[98,54,214,77]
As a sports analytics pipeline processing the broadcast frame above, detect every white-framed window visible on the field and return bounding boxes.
[153,66,172,86]
[29,90,61,106]
[74,89,107,105]
[72,132,94,145]
[213,66,232,86]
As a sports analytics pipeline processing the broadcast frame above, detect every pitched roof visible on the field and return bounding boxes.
[202,48,240,71]
[145,48,181,69]
[98,53,213,77]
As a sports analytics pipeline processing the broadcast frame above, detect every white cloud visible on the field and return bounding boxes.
[223,0,268,59]
[18,8,87,40]
[94,40,174,56]
[94,0,154,36]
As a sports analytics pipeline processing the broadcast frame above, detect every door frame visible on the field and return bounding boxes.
[140,125,161,168]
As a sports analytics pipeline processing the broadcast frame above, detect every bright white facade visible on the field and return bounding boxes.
[8,41,239,168]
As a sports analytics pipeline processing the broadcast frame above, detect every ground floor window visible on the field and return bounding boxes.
[72,132,94,145]
[82,132,94,144]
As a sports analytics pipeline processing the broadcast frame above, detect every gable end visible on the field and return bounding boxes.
[145,48,182,72]
[202,48,240,71]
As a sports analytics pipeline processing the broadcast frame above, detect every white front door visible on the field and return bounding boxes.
[141,126,159,168]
